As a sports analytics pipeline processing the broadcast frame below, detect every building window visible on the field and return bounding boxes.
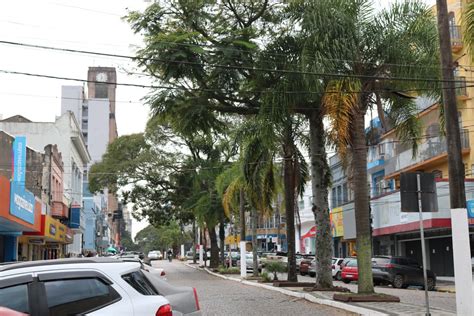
[331,187,337,208]
[432,170,442,179]
[95,83,108,98]
[336,186,342,207]
[342,183,348,203]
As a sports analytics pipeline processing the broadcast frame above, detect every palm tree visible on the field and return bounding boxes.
[298,0,440,294]
[463,1,474,57]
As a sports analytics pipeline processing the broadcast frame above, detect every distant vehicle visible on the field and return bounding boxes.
[121,251,145,260]
[332,258,344,280]
[237,253,262,272]
[308,259,317,277]
[186,251,195,260]
[372,256,437,290]
[0,258,179,315]
[341,259,391,286]
[118,257,166,279]
[225,252,240,267]
[299,257,313,276]
[148,250,163,260]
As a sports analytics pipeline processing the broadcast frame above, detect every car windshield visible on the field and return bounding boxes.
[347,260,358,267]
[372,257,391,266]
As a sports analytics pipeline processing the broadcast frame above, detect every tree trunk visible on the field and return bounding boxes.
[352,109,374,294]
[309,110,333,289]
[436,0,466,209]
[276,194,281,251]
[209,227,219,268]
[219,215,225,265]
[192,220,197,264]
[251,208,258,277]
[239,189,246,247]
[295,199,302,254]
[283,140,297,282]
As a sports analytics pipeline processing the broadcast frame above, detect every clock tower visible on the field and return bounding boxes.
[87,67,117,143]
[87,67,120,247]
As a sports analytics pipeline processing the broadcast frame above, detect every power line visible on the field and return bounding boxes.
[0,40,471,84]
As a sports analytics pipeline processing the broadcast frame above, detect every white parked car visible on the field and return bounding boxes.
[0,258,200,316]
[148,250,163,260]
[237,253,262,272]
[332,258,344,280]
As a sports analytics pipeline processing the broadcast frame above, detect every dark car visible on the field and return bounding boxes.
[372,256,436,290]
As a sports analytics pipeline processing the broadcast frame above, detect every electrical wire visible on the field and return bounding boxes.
[0,40,470,84]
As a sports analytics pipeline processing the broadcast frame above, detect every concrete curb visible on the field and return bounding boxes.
[183,263,387,316]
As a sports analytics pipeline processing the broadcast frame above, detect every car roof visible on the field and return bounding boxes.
[0,257,121,272]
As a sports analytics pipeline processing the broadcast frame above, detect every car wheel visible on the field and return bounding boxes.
[373,280,381,286]
[309,272,316,277]
[392,274,405,289]
[342,279,351,284]
[335,271,342,281]
[300,271,307,276]
[425,277,436,291]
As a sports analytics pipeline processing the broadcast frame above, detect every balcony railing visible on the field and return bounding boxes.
[385,129,470,176]
[450,25,463,52]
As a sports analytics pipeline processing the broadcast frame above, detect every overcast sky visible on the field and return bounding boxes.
[0,0,437,238]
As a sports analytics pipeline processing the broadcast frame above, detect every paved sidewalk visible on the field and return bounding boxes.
[204,267,456,316]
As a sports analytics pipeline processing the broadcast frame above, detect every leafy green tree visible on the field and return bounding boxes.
[135,223,192,254]
[120,230,140,252]
[296,0,439,294]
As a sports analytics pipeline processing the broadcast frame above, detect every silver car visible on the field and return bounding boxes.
[144,270,202,316]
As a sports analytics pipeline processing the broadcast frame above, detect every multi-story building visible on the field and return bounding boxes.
[61,67,121,249]
[0,132,73,262]
[0,112,91,256]
[359,0,474,277]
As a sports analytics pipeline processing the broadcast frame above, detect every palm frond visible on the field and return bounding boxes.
[322,79,361,159]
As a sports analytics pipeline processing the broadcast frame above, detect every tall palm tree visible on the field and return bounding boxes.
[298,0,440,294]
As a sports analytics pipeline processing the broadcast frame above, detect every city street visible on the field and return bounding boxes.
[152,261,356,316]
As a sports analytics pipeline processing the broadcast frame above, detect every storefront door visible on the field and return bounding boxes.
[429,237,454,277]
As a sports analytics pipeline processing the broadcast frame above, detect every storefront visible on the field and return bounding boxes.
[23,215,70,259]
[0,175,42,262]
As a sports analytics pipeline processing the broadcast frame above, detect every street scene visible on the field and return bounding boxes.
[1,0,474,315]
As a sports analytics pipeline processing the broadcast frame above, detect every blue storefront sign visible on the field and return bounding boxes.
[69,206,81,229]
[467,200,474,219]
[12,136,26,184]
[10,183,35,224]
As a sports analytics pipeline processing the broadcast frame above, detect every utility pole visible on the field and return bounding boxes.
[436,0,466,209]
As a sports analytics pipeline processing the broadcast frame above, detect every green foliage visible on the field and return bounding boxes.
[217,266,240,274]
[135,223,191,254]
[120,230,139,252]
[260,271,272,282]
[265,261,287,281]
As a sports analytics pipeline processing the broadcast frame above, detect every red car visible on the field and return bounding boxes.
[341,259,358,282]
[341,259,391,285]
[299,258,312,276]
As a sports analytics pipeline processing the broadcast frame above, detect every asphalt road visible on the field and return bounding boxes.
[152,260,355,316]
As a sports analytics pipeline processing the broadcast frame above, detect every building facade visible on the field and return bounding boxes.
[0,113,91,256]
[61,67,121,250]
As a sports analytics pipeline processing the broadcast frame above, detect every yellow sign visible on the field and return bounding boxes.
[44,215,67,243]
[225,235,240,245]
[330,207,344,237]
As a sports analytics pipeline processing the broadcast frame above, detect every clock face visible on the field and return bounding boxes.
[96,72,107,82]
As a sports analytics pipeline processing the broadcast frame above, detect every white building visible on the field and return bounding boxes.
[0,112,91,255]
